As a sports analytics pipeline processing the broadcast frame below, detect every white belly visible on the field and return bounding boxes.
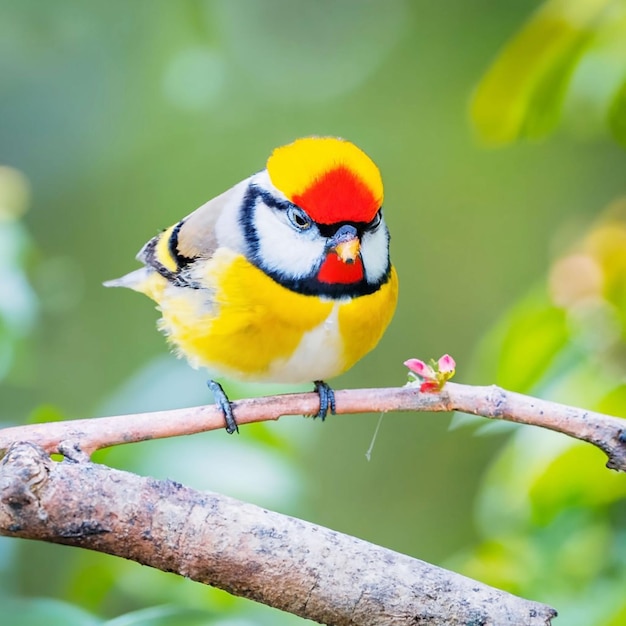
[263,304,345,383]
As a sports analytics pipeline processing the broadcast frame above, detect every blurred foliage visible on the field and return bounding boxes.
[1,0,626,624]
[473,200,626,406]
[451,204,626,625]
[471,0,626,147]
[0,166,36,387]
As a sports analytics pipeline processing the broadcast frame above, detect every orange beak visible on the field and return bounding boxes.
[329,224,361,264]
[334,237,361,264]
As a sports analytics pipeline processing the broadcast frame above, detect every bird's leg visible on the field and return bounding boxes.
[313,380,336,420]
[207,380,239,434]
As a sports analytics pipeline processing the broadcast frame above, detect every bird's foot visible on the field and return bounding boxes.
[313,380,336,421]
[207,380,239,434]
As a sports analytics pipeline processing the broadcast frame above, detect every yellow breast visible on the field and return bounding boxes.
[143,248,398,384]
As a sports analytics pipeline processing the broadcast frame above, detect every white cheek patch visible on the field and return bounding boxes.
[245,170,391,286]
[245,170,326,280]
[253,202,325,279]
[361,220,390,284]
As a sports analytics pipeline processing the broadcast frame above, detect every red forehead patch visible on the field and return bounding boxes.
[292,166,380,225]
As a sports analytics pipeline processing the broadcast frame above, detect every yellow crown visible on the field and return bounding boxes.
[267,137,383,224]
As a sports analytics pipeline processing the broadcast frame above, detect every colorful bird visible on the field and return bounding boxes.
[106,137,398,433]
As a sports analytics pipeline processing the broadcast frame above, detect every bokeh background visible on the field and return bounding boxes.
[2,1,626,624]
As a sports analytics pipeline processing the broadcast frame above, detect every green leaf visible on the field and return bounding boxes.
[608,76,626,147]
[529,442,626,525]
[470,0,611,145]
[105,605,216,626]
[472,287,569,393]
[26,404,67,424]
[0,596,101,626]
[606,600,626,626]
[597,383,626,418]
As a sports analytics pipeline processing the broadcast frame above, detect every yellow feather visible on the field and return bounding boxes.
[267,137,383,205]
[338,266,398,368]
[153,249,397,383]
[158,249,332,379]
[154,225,178,272]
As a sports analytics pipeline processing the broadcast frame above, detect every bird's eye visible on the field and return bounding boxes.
[287,206,313,231]
[368,210,382,230]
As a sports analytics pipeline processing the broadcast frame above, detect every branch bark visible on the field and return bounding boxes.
[2,382,624,623]
[1,382,625,470]
[0,441,556,626]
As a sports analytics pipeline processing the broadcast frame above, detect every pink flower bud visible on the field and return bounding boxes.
[404,358,436,379]
[438,354,456,374]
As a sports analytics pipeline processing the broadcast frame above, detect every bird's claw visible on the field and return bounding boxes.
[207,380,239,434]
[314,380,336,421]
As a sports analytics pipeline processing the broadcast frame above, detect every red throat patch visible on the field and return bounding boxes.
[293,166,380,225]
[317,253,364,284]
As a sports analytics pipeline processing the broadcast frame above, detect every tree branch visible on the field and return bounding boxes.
[3,381,617,623]
[0,442,556,626]
[1,382,625,470]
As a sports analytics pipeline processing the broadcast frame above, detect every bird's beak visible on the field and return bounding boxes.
[330,225,361,264]
[335,237,360,264]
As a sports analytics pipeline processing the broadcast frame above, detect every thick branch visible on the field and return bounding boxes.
[0,442,556,626]
[1,382,625,470]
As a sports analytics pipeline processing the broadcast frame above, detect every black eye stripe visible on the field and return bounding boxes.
[254,186,293,212]
[317,220,373,238]
[243,183,382,240]
[240,182,391,298]
[369,210,382,229]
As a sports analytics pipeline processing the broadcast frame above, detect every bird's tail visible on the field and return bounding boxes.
[103,268,151,290]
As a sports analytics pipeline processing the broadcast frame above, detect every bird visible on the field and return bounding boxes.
[105,136,398,433]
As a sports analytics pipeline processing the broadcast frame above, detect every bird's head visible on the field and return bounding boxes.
[245,137,391,298]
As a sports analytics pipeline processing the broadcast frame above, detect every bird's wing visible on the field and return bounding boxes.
[136,179,248,282]
[104,177,251,293]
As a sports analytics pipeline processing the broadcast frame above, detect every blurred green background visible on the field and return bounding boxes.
[2,1,626,624]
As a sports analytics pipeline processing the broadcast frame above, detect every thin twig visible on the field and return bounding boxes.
[1,382,625,470]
